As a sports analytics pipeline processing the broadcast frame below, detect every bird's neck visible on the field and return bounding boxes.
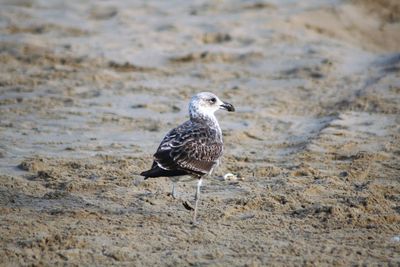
[190,111,222,137]
[190,111,218,125]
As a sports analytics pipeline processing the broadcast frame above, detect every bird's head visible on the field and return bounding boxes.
[189,92,235,120]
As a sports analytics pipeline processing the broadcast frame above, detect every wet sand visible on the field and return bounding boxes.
[0,0,399,266]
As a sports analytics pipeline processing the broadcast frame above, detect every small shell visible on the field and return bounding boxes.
[391,236,400,243]
[223,173,237,181]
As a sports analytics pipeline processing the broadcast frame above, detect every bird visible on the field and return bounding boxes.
[140,92,235,224]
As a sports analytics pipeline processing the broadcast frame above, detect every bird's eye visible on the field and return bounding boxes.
[209,97,216,104]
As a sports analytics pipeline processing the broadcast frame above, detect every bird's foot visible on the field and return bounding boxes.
[167,192,178,199]
[190,220,200,226]
[182,201,194,211]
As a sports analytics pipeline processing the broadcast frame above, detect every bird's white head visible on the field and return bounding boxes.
[189,92,235,121]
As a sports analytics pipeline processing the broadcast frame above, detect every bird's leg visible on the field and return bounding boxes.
[171,181,177,199]
[192,178,203,224]
[168,177,179,199]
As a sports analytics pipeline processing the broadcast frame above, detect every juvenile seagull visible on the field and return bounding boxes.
[140,92,235,224]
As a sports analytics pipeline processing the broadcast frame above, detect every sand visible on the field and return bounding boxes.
[0,0,399,266]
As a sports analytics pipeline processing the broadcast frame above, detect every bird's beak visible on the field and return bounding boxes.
[220,101,235,112]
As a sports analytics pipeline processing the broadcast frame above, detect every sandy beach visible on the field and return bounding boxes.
[0,0,399,265]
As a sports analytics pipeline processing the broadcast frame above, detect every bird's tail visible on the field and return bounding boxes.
[140,168,160,179]
[140,170,150,180]
[140,161,159,179]
[140,165,188,178]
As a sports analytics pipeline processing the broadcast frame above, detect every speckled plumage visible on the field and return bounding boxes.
[141,92,234,179]
[142,118,223,178]
[140,92,234,224]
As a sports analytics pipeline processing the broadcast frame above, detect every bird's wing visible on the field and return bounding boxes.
[153,121,223,175]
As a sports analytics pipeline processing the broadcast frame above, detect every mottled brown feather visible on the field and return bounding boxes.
[151,120,223,176]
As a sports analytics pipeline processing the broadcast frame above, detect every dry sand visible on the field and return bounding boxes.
[0,0,399,266]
